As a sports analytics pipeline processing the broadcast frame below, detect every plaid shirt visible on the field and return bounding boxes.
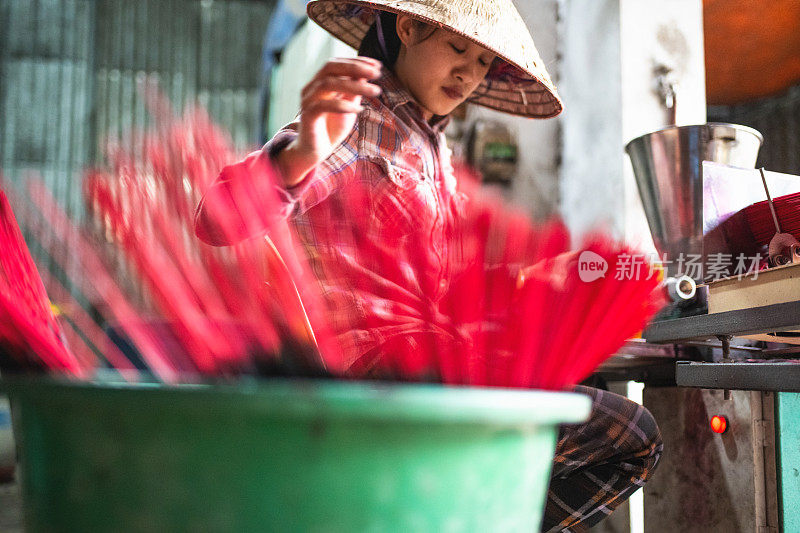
[264,67,471,371]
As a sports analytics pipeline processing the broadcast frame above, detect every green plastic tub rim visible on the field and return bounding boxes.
[0,377,591,427]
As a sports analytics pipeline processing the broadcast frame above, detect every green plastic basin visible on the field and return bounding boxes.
[1,378,591,532]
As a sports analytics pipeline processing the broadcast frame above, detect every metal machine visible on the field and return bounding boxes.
[621,122,800,532]
[626,123,764,280]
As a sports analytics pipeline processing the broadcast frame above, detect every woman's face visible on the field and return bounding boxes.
[393,16,495,121]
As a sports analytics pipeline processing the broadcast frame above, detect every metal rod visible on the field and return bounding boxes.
[628,336,763,353]
[676,339,762,353]
[761,345,800,357]
[717,334,733,400]
[717,335,732,360]
[759,167,782,234]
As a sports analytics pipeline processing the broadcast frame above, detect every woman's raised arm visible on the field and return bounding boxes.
[194,57,383,245]
[276,56,383,186]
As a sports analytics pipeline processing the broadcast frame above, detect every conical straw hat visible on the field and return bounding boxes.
[306,0,563,118]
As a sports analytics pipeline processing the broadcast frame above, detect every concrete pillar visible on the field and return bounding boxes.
[558,0,706,248]
[557,4,711,532]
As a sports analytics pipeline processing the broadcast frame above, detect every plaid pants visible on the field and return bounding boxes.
[541,385,663,532]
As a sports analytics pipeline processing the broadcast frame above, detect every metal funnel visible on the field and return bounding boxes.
[625,123,763,278]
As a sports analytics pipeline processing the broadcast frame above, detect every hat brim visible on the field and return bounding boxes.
[307,0,563,119]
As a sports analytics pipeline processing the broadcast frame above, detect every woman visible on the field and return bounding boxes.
[196,1,662,530]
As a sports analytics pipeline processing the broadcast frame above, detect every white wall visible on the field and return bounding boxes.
[268,20,355,137]
[558,0,623,240]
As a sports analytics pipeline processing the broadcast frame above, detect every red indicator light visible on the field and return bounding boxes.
[710,415,727,434]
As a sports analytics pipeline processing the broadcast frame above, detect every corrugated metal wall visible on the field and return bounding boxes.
[708,85,800,176]
[0,0,273,220]
[0,0,95,218]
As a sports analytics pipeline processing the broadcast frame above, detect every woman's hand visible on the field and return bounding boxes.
[276,57,383,187]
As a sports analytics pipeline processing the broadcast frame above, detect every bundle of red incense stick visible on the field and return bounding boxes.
[743,191,800,246]
[0,97,665,389]
[332,176,665,388]
[1,103,343,382]
[0,187,83,375]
